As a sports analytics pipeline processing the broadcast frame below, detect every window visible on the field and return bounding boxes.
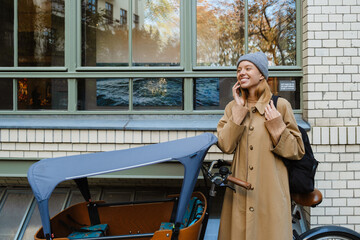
[194,78,237,110]
[81,0,181,67]
[196,0,297,67]
[133,14,139,25]
[78,78,183,111]
[17,78,68,110]
[0,0,14,66]
[0,79,13,110]
[17,0,65,66]
[0,190,33,239]
[120,8,127,25]
[0,0,302,114]
[105,2,113,24]
[87,0,97,14]
[194,0,301,111]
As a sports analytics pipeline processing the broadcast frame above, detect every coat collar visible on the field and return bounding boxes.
[251,88,272,115]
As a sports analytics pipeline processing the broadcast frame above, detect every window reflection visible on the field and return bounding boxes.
[194,78,236,110]
[0,79,13,110]
[82,0,129,66]
[17,78,68,110]
[132,0,180,66]
[21,192,68,240]
[66,190,100,207]
[248,0,296,66]
[0,190,33,239]
[102,190,134,202]
[268,77,300,109]
[133,78,183,110]
[18,0,65,66]
[0,0,14,66]
[78,78,129,110]
[120,8,127,25]
[197,0,245,66]
[105,2,113,24]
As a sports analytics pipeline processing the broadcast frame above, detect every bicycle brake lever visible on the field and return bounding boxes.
[225,184,236,192]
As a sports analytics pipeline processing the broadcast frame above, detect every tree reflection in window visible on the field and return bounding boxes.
[197,0,296,66]
[248,0,296,66]
[197,0,245,66]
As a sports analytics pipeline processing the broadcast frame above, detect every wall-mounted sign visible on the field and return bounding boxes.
[279,80,296,91]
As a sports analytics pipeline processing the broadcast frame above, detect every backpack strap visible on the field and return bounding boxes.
[271,95,279,109]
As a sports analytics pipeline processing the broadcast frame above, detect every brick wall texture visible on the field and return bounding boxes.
[0,129,229,161]
[303,0,360,231]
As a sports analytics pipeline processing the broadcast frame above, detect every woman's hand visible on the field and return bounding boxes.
[265,100,281,121]
[232,82,245,106]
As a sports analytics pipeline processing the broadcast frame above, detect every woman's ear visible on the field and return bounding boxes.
[259,75,265,81]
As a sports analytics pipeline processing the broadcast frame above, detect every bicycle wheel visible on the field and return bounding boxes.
[299,226,360,240]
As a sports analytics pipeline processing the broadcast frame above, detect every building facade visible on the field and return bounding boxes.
[0,0,359,238]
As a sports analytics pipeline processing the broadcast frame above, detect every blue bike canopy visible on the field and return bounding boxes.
[27,133,217,238]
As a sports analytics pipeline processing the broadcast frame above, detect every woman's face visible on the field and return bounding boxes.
[236,61,264,91]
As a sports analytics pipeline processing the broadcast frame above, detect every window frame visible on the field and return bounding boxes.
[192,0,302,71]
[0,0,303,115]
[120,8,127,26]
[105,2,114,24]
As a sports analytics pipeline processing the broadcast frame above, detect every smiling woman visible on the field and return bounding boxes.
[217,52,304,240]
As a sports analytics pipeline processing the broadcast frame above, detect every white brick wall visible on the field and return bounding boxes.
[0,129,231,161]
[304,0,360,231]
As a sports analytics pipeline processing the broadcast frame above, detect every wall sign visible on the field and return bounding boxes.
[279,80,296,91]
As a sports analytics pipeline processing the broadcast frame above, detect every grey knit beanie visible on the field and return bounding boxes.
[236,52,269,80]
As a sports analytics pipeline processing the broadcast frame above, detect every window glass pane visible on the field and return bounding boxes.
[133,78,183,110]
[134,190,166,201]
[105,2,113,24]
[0,0,14,66]
[18,0,65,66]
[248,0,296,66]
[132,0,180,66]
[197,0,245,66]
[102,190,134,202]
[0,191,33,239]
[21,192,68,240]
[82,0,129,66]
[0,79,13,110]
[194,78,236,110]
[67,190,100,207]
[17,78,68,110]
[268,77,300,109]
[77,78,129,110]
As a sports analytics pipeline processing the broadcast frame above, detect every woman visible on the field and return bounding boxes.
[217,52,305,240]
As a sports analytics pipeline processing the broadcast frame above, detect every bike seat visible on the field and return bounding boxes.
[291,189,323,207]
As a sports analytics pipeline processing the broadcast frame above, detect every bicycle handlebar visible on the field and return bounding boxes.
[227,175,252,190]
[203,159,253,191]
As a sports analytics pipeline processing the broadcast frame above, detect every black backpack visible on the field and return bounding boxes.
[271,95,318,194]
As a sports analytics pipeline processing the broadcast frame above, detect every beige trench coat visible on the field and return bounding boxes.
[217,92,305,240]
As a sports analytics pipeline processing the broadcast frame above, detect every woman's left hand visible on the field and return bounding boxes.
[265,100,281,121]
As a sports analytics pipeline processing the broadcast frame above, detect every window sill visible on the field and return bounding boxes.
[0,114,310,131]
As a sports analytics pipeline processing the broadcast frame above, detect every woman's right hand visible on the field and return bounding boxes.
[232,81,245,106]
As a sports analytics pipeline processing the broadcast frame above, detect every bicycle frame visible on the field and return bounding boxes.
[292,202,310,236]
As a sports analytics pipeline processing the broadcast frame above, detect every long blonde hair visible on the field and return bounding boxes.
[240,79,271,102]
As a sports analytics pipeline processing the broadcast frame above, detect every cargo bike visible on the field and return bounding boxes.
[27,133,219,240]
